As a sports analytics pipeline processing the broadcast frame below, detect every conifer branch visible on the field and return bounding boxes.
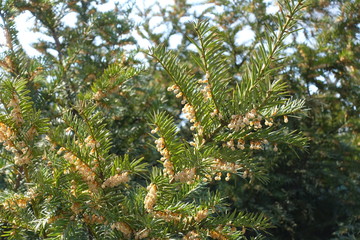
[191,21,231,119]
[0,0,311,238]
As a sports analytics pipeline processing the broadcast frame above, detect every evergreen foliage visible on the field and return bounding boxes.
[137,0,360,239]
[1,0,358,239]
